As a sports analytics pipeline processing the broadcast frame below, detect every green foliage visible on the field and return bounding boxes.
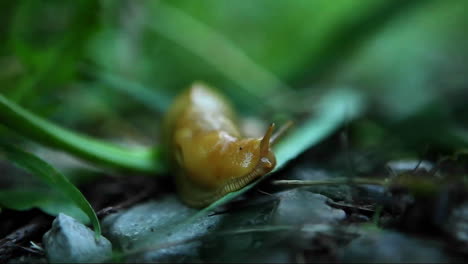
[0,189,89,223]
[7,0,99,104]
[0,94,162,173]
[0,144,100,235]
[1,1,468,261]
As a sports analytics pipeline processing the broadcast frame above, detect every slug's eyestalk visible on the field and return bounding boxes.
[259,123,276,170]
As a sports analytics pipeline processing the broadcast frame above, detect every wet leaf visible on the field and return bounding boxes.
[0,93,162,173]
[0,189,89,223]
[0,144,100,235]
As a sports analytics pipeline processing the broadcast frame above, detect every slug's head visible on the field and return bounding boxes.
[222,123,277,189]
[176,123,278,208]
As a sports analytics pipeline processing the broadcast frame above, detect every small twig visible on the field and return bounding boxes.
[15,245,44,255]
[96,185,154,219]
[256,189,274,197]
[326,200,375,216]
[271,178,387,187]
[0,216,50,261]
[270,120,294,145]
[208,191,278,217]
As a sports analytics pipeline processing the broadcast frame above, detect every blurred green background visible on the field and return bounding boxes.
[2,1,468,261]
[1,0,468,168]
[0,0,468,254]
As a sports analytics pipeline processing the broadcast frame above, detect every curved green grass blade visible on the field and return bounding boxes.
[0,189,89,224]
[0,93,162,173]
[0,144,101,235]
[94,70,171,114]
[182,88,365,225]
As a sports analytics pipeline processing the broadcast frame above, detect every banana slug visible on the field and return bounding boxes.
[164,82,280,208]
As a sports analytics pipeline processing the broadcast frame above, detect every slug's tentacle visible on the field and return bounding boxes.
[260,123,275,158]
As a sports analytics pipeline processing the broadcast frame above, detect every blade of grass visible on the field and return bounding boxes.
[178,87,365,226]
[0,93,162,173]
[0,189,89,224]
[0,144,101,235]
[271,178,386,187]
[93,69,171,113]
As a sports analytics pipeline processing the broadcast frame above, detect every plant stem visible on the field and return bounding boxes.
[271,178,387,186]
[0,94,163,173]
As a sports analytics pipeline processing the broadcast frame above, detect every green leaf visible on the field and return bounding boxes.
[0,189,89,223]
[93,70,171,114]
[0,93,163,173]
[179,87,365,226]
[0,144,100,235]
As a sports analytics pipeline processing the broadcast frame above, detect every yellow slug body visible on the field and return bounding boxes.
[164,82,276,208]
